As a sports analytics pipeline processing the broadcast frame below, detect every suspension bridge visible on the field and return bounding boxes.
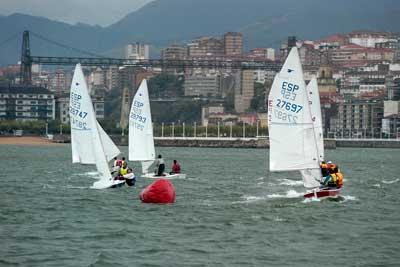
[0,30,282,85]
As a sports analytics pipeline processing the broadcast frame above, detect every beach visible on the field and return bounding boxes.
[0,136,59,145]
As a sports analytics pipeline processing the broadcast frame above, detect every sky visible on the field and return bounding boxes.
[0,0,154,26]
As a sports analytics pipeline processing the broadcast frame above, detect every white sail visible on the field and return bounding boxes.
[129,79,155,162]
[300,169,322,188]
[70,64,115,189]
[141,160,154,174]
[268,47,320,173]
[306,77,324,161]
[97,121,120,162]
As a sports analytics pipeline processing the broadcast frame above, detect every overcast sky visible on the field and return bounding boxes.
[0,0,154,26]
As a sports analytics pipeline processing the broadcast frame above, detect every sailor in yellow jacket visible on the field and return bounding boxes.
[320,162,344,189]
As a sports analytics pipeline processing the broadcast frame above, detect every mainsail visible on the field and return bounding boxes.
[128,79,156,173]
[306,77,324,161]
[70,64,120,189]
[268,47,321,188]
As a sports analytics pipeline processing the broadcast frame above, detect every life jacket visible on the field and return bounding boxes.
[336,172,344,188]
[120,167,128,176]
[172,163,181,173]
[116,160,123,167]
[331,173,337,183]
[326,173,337,187]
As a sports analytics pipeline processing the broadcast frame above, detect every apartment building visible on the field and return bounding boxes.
[0,86,55,121]
[188,37,224,57]
[56,93,105,124]
[234,70,254,113]
[332,99,383,136]
[184,75,221,97]
[162,44,187,60]
[124,43,150,60]
[224,32,243,56]
[382,100,400,136]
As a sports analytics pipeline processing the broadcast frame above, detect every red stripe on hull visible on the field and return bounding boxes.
[304,188,341,199]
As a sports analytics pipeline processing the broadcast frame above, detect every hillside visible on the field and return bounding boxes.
[0,0,399,65]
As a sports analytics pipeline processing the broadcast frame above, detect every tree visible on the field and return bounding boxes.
[250,82,267,112]
[148,73,184,97]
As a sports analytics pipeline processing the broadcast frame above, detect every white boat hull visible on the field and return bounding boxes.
[141,173,186,179]
[91,179,126,189]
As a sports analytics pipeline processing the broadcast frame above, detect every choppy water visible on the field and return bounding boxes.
[1,145,399,266]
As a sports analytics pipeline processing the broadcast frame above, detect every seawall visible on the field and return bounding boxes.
[49,135,400,149]
[110,136,337,149]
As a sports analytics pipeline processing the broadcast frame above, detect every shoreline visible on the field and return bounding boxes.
[0,136,63,146]
[1,135,399,149]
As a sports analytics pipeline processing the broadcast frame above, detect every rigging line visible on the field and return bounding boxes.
[0,32,20,48]
[29,31,106,58]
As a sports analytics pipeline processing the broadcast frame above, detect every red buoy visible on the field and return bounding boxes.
[140,178,176,204]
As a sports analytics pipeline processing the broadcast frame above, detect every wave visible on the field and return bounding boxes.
[273,216,287,222]
[382,178,399,184]
[277,179,303,186]
[42,184,55,189]
[342,195,357,201]
[233,195,266,204]
[84,171,101,177]
[267,189,304,199]
[302,197,321,203]
[65,185,88,190]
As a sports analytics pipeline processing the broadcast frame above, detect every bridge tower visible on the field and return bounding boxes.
[120,86,130,136]
[20,30,32,85]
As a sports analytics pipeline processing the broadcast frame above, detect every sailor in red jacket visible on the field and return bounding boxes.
[170,160,181,174]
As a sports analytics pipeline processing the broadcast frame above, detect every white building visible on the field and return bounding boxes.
[0,86,55,121]
[124,43,150,60]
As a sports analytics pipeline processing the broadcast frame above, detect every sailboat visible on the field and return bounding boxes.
[267,47,341,199]
[128,79,186,179]
[70,64,125,189]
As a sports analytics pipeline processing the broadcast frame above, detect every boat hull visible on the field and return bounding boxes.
[92,179,126,189]
[141,173,186,179]
[304,187,341,199]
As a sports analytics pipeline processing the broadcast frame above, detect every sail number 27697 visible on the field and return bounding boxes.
[276,99,303,113]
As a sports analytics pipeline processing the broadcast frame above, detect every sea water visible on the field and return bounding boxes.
[1,145,399,266]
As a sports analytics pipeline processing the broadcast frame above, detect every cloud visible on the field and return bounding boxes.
[0,0,153,26]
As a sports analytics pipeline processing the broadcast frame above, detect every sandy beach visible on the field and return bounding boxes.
[0,136,61,145]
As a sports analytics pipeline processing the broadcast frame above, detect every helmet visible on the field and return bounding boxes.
[327,160,332,164]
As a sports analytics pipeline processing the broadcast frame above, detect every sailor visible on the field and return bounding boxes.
[154,154,165,176]
[327,160,337,174]
[320,174,336,188]
[336,170,344,189]
[120,162,129,176]
[113,157,119,167]
[170,159,181,174]
[331,165,343,189]
[121,157,126,167]
[118,162,136,186]
[111,157,123,175]
[320,161,330,177]
[114,157,123,168]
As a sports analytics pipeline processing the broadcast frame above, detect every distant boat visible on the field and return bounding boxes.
[128,79,186,179]
[70,64,125,189]
[267,47,340,199]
